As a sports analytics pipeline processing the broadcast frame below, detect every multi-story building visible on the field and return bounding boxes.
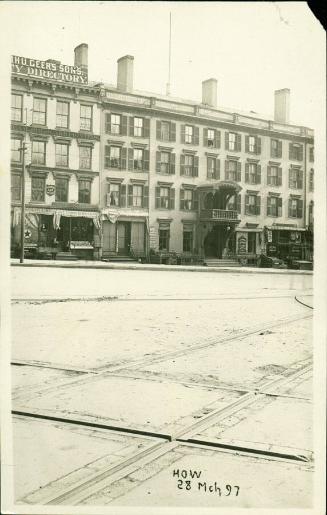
[11,45,101,260]
[10,45,314,265]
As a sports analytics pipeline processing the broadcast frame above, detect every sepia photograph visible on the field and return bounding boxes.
[0,2,326,514]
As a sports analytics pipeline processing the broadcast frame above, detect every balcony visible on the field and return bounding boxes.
[200,209,239,222]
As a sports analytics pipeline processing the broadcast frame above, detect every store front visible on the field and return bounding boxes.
[102,216,147,259]
[265,225,307,265]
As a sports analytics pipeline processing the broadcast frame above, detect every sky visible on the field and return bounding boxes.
[0,1,325,129]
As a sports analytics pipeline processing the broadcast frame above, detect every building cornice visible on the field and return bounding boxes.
[11,123,100,141]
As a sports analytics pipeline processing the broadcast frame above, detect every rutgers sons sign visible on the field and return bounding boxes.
[12,55,88,85]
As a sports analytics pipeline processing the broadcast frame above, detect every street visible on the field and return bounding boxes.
[10,265,313,508]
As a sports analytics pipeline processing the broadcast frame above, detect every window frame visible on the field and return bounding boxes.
[78,179,91,204]
[11,94,23,122]
[31,140,46,165]
[31,176,46,202]
[55,176,69,202]
[185,125,194,144]
[11,173,21,201]
[133,117,144,137]
[56,101,69,129]
[11,138,22,162]
[79,146,92,170]
[55,143,69,167]
[33,97,47,126]
[159,228,170,251]
[80,104,92,132]
[183,228,193,253]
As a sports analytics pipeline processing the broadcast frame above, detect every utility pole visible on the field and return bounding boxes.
[18,141,27,264]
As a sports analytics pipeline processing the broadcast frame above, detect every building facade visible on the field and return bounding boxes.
[11,46,314,265]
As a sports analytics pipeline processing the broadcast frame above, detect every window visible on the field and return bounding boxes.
[108,146,120,168]
[309,147,314,162]
[249,136,255,153]
[133,148,143,170]
[288,198,303,218]
[185,125,193,144]
[181,189,194,211]
[159,152,170,174]
[132,185,143,207]
[78,180,91,203]
[183,154,194,177]
[155,186,174,209]
[267,196,282,217]
[226,160,240,182]
[79,146,92,169]
[289,169,303,189]
[309,170,314,192]
[183,228,193,252]
[207,157,218,179]
[207,129,215,147]
[156,121,175,142]
[11,174,21,201]
[80,105,92,131]
[161,122,170,141]
[31,141,46,165]
[11,138,21,162]
[245,194,260,215]
[134,117,143,137]
[55,143,69,167]
[228,132,236,151]
[267,165,282,186]
[309,202,314,225]
[248,233,256,254]
[108,183,120,206]
[159,229,170,251]
[227,194,241,214]
[11,94,22,122]
[245,163,260,184]
[111,114,121,135]
[289,143,303,161]
[159,187,169,208]
[33,98,46,125]
[31,176,45,202]
[55,177,69,202]
[56,101,69,128]
[271,139,282,158]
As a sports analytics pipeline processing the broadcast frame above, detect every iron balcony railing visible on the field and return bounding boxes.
[200,209,239,221]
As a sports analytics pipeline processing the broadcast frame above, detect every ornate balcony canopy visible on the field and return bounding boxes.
[197,180,242,194]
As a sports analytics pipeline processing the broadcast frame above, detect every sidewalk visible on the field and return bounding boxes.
[11,258,313,275]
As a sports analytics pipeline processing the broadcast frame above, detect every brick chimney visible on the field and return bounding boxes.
[74,43,88,73]
[117,55,134,93]
[202,78,217,108]
[274,88,290,124]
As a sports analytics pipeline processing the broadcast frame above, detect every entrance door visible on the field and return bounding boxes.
[117,222,131,255]
[204,225,228,258]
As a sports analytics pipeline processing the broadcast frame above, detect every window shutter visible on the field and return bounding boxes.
[104,145,110,168]
[245,135,249,153]
[143,186,149,208]
[203,128,208,147]
[105,113,110,134]
[169,188,175,209]
[277,140,282,158]
[143,149,150,171]
[267,198,271,216]
[194,127,199,145]
[156,121,161,140]
[267,165,271,184]
[193,156,199,177]
[256,137,261,154]
[181,125,185,143]
[121,116,127,136]
[298,170,303,189]
[237,194,241,214]
[170,153,175,174]
[289,143,293,160]
[120,184,126,207]
[128,184,133,206]
[180,188,185,210]
[121,147,127,170]
[277,197,282,217]
[298,199,303,218]
[180,154,185,175]
[156,151,161,174]
[245,162,249,183]
[193,190,199,211]
[128,148,134,171]
[143,118,150,138]
[299,145,304,161]
[237,161,242,181]
[155,186,160,208]
[288,169,292,188]
[170,122,176,142]
[277,167,282,186]
[256,195,261,215]
[216,159,220,180]
[288,198,292,217]
[256,164,261,184]
[236,133,242,152]
[216,130,221,148]
[225,132,229,150]
[224,160,228,179]
[129,117,134,137]
[245,194,249,214]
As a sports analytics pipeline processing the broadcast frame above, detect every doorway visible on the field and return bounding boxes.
[117,222,131,255]
[204,225,228,258]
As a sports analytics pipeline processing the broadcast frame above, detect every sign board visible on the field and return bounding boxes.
[24,229,32,239]
[11,55,88,85]
[149,226,157,248]
[46,185,55,196]
[267,230,273,243]
[237,235,247,254]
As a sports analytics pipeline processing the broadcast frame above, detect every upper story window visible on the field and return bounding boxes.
[80,105,92,131]
[104,145,126,170]
[11,94,23,122]
[55,177,69,202]
[129,116,149,138]
[133,148,143,171]
[309,201,314,225]
[267,196,282,217]
[105,113,127,136]
[155,185,175,210]
[289,168,303,189]
[271,139,282,159]
[55,143,69,167]
[31,176,45,202]
[161,121,170,141]
[288,198,303,218]
[207,157,220,180]
[156,121,176,142]
[180,154,199,177]
[33,98,46,125]
[309,169,314,192]
[129,184,143,208]
[225,160,241,182]
[227,194,241,214]
[108,183,120,207]
[245,163,261,185]
[289,143,303,161]
[267,165,282,186]
[309,147,314,162]
[180,188,197,211]
[31,141,46,165]
[246,135,261,154]
[245,194,261,216]
[225,131,242,152]
[181,124,199,145]
[156,151,175,175]
[134,117,143,137]
[79,146,92,170]
[78,180,91,204]
[249,136,255,153]
[108,146,121,169]
[11,138,21,162]
[185,125,193,144]
[56,101,69,129]
[11,174,21,201]
[111,114,121,134]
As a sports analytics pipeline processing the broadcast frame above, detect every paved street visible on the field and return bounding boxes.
[11,266,313,508]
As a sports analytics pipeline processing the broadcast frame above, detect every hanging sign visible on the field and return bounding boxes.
[46,185,55,196]
[237,235,247,254]
[24,229,32,239]
[267,230,273,243]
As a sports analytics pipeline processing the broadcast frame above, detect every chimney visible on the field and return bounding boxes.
[74,43,88,73]
[202,78,217,108]
[274,88,290,124]
[117,55,134,93]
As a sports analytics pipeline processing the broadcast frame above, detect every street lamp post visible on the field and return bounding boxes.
[18,142,27,264]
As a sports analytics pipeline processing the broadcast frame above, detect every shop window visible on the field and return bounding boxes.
[33,97,46,125]
[183,228,193,252]
[78,180,91,204]
[11,94,23,122]
[159,228,170,251]
[56,143,69,167]
[71,217,94,242]
[79,146,92,170]
[31,176,45,202]
[55,177,69,202]
[56,101,69,129]
[11,138,22,162]
[31,141,46,165]
[80,105,92,131]
[11,174,21,201]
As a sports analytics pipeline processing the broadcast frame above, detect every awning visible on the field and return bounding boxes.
[266,226,306,232]
[24,206,99,219]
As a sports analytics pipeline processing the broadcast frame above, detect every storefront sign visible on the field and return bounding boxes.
[11,55,88,84]
[149,226,157,248]
[237,235,247,254]
[267,230,273,243]
[24,229,32,239]
[46,185,55,196]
